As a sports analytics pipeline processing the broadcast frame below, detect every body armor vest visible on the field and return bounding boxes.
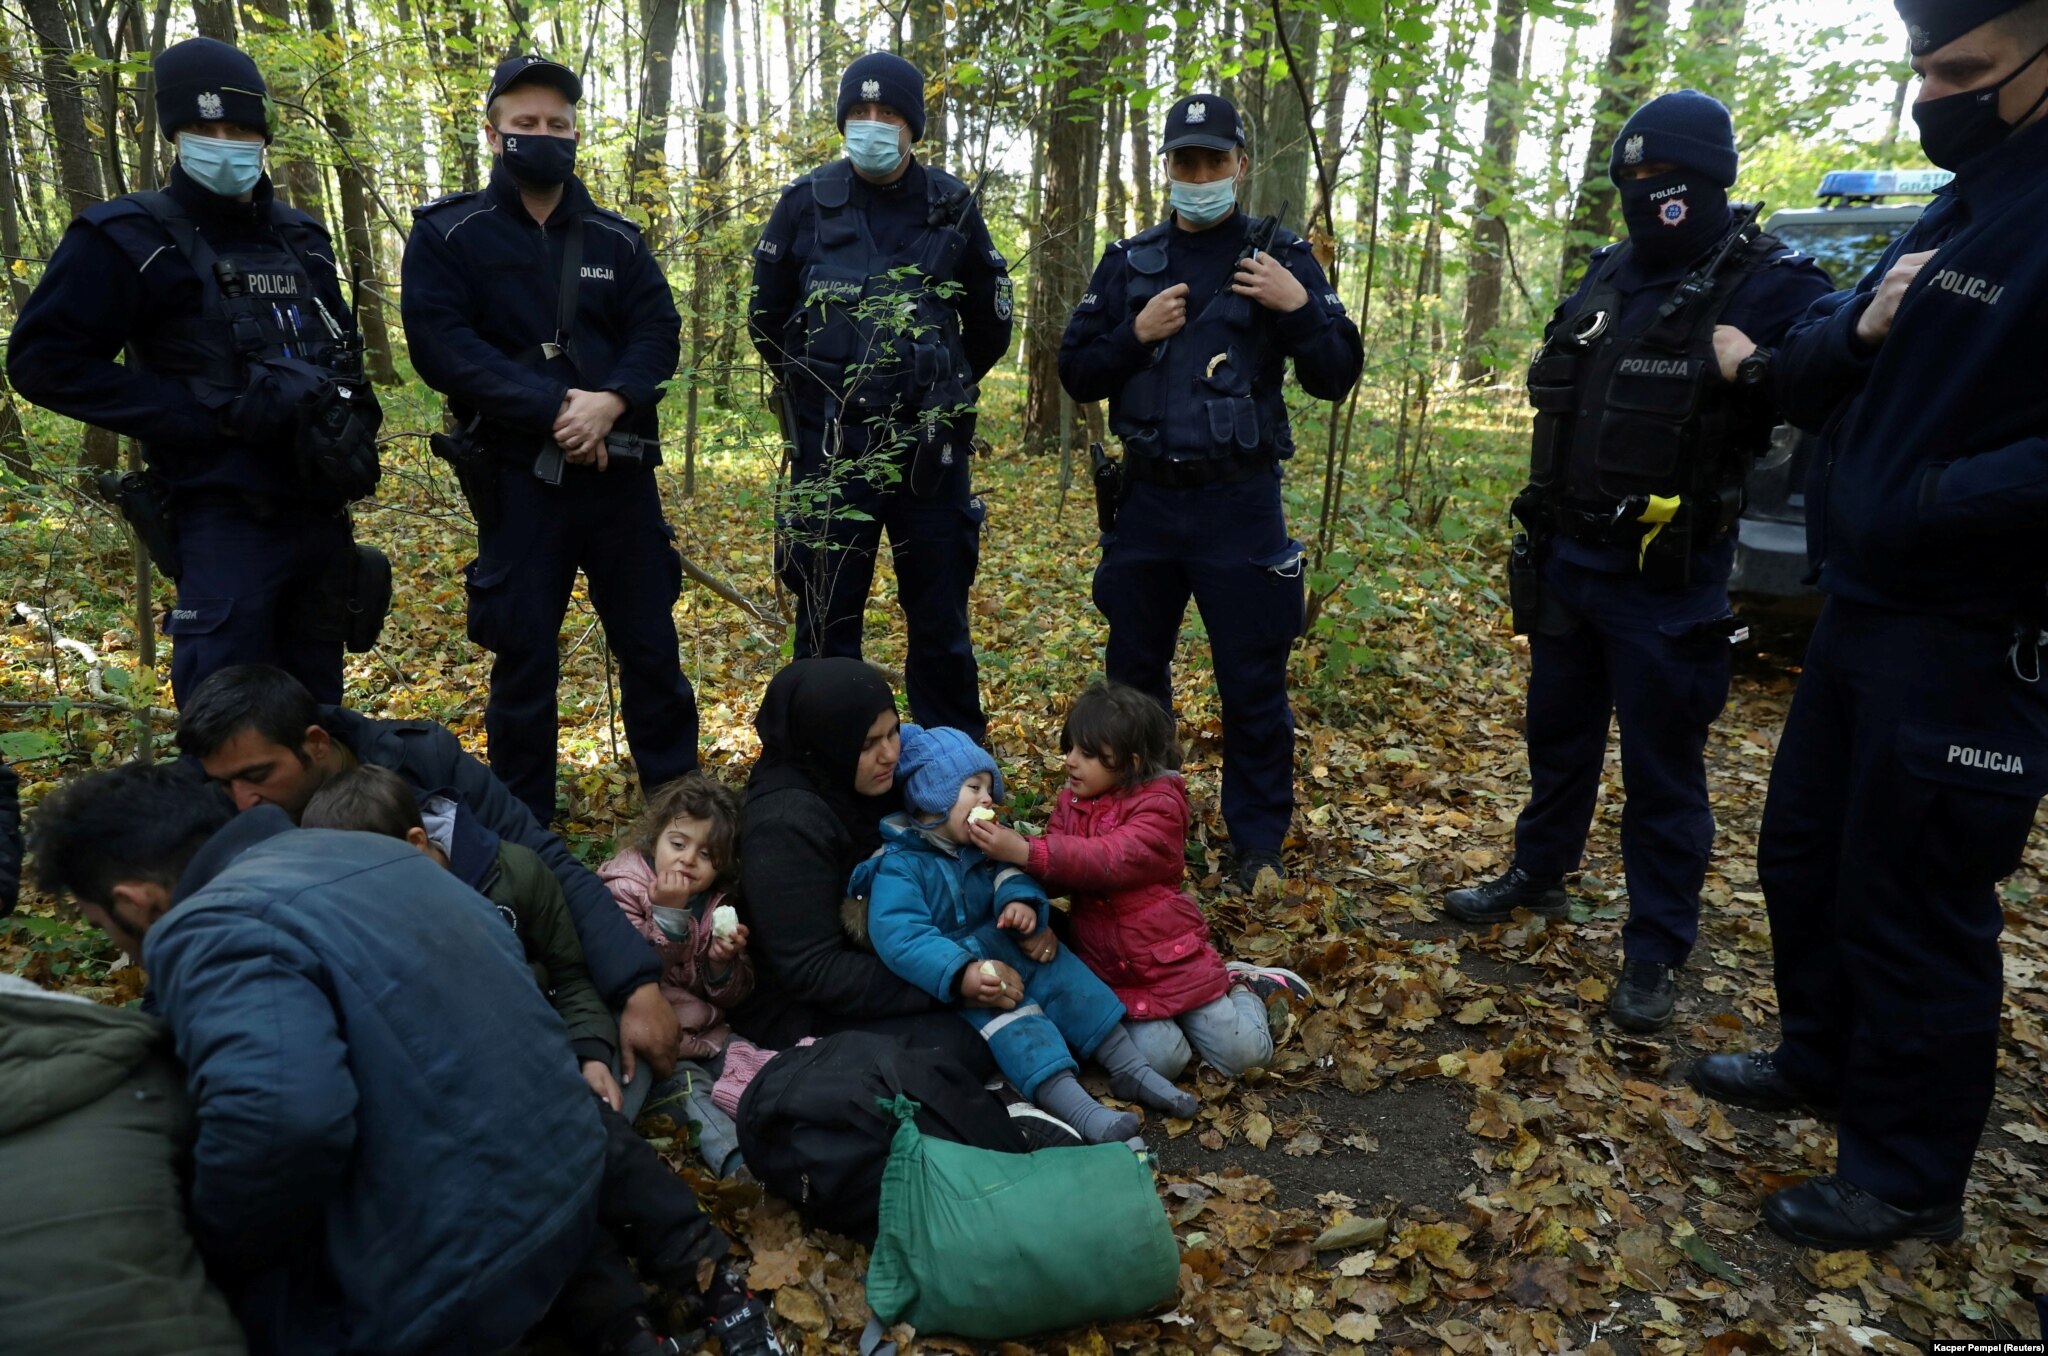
[1526,226,1783,538]
[1106,219,1297,463]
[782,160,977,424]
[100,191,350,411]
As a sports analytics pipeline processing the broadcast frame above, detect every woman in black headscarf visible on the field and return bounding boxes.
[725,658,997,1076]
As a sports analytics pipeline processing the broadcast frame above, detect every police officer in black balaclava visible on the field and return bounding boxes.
[1440,92,1831,1033]
[1688,0,2048,1252]
[8,37,383,707]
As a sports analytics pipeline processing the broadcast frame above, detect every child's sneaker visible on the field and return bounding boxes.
[710,1297,787,1356]
[1226,959,1312,1004]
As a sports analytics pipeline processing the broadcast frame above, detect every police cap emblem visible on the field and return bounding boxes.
[198,90,224,120]
[1623,134,1644,165]
[862,78,881,99]
[1186,100,1208,125]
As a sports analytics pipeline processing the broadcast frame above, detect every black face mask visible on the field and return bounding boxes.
[498,131,577,188]
[1913,40,2048,171]
[1616,171,1731,265]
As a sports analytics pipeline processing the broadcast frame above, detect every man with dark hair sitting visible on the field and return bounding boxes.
[301,766,783,1356]
[26,763,604,1356]
[174,662,683,1102]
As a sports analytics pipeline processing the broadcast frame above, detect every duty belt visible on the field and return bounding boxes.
[1124,455,1271,490]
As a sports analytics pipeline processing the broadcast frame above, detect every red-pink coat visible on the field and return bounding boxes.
[1027,774,1230,1022]
[599,851,754,1062]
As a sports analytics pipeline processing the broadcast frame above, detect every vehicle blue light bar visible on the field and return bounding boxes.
[1817,169,1955,200]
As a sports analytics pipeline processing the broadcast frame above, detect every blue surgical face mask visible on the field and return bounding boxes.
[844,119,906,177]
[1169,174,1238,227]
[179,132,265,198]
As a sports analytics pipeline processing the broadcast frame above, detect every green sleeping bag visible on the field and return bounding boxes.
[865,1095,1182,1339]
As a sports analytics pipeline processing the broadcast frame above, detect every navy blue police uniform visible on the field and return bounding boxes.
[401,55,695,825]
[1688,4,2048,1245]
[1059,94,1363,878]
[1443,91,1833,1031]
[747,53,1014,741]
[7,39,381,707]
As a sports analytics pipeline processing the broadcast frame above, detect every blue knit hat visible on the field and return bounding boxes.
[896,725,1003,816]
[838,52,927,142]
[155,38,271,143]
[1610,90,1737,188]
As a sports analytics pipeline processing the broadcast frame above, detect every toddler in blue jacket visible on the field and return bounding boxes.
[853,725,1197,1142]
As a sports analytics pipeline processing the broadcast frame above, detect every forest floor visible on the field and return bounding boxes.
[3,382,2046,1355]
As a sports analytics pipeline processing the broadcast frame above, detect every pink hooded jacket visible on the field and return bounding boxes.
[599,851,754,1061]
[1027,774,1230,1022]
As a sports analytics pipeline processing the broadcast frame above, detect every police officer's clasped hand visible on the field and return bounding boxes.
[1712,325,1757,383]
[1856,249,1939,349]
[552,388,627,468]
[1232,252,1309,313]
[1134,282,1191,344]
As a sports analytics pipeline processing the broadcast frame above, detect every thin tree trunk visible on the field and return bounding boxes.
[305,0,397,383]
[1315,21,1352,235]
[1459,0,1525,383]
[246,0,323,212]
[631,0,683,240]
[1024,49,1104,451]
[0,92,31,315]
[1560,0,1671,286]
[1130,81,1154,227]
[192,0,234,41]
[1248,3,1317,220]
[907,0,945,170]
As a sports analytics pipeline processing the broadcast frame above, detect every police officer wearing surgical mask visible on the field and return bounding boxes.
[1059,94,1363,893]
[1439,92,1830,1032]
[402,54,697,827]
[8,37,383,707]
[1688,0,2048,1251]
[748,52,1015,744]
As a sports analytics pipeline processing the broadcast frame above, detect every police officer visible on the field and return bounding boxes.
[1059,94,1362,892]
[402,54,696,825]
[748,52,1014,742]
[1688,0,2048,1250]
[8,37,382,707]
[1440,92,1831,1032]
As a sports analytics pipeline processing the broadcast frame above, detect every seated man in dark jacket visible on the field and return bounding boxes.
[174,663,682,1102]
[26,764,602,1356]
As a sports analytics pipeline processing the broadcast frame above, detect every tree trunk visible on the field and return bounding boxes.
[1459,0,1525,383]
[0,90,32,316]
[1315,21,1352,237]
[907,0,946,170]
[699,0,729,179]
[24,0,105,219]
[1560,0,1670,287]
[1023,53,1104,452]
[1130,83,1154,228]
[304,0,396,383]
[631,0,683,239]
[192,0,234,41]
[1103,74,1127,243]
[1247,3,1317,221]
[245,0,324,212]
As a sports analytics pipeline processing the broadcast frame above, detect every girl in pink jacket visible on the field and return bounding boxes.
[970,681,1310,1080]
[600,772,754,1175]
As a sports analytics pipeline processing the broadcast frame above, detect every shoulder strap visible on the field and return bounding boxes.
[811,160,854,211]
[556,214,585,370]
[128,190,222,291]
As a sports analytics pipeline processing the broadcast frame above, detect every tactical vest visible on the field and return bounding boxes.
[782,160,976,424]
[1526,226,1784,537]
[1106,218,1301,464]
[88,190,352,413]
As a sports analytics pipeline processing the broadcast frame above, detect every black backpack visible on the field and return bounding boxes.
[736,1031,1035,1241]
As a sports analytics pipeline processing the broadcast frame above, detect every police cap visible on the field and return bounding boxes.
[486,54,583,110]
[1897,0,2032,54]
[1160,94,1247,154]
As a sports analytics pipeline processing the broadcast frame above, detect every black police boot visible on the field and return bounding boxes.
[1763,1175,1963,1250]
[1685,1050,1838,1120]
[1234,849,1285,896]
[1608,959,1675,1033]
[1442,866,1568,923]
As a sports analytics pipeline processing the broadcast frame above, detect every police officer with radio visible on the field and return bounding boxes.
[1688,0,2048,1250]
[402,54,696,826]
[1059,94,1362,892]
[7,37,384,707]
[1439,92,1831,1032]
[748,52,1014,742]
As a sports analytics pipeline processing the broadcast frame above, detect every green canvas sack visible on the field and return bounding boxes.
[865,1095,1181,1339]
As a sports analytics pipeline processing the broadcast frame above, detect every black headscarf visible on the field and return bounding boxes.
[746,658,902,858]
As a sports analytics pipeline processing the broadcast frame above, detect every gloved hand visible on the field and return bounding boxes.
[222,357,333,444]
